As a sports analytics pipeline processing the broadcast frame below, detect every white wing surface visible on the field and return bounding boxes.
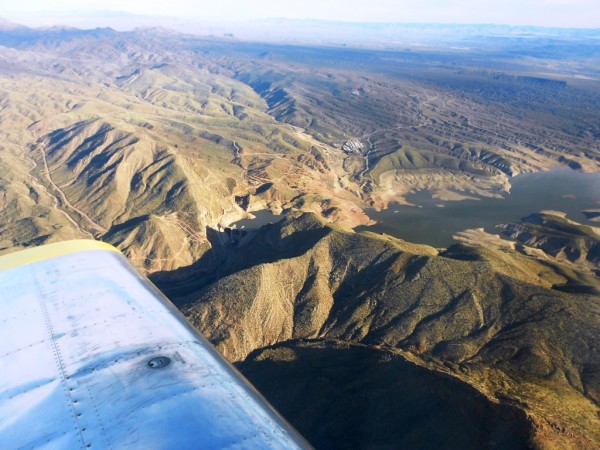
[0,240,309,449]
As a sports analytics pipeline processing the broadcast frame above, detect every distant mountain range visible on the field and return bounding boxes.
[2,14,600,48]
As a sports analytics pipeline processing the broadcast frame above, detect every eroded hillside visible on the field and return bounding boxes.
[180,213,600,449]
[0,29,373,270]
[1,25,600,273]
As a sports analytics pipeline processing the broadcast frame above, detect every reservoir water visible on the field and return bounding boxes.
[231,169,599,249]
[232,209,284,230]
[356,168,600,248]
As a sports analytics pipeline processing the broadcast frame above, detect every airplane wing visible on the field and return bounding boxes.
[0,240,309,449]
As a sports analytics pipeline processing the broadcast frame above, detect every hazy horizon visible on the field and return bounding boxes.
[2,0,600,30]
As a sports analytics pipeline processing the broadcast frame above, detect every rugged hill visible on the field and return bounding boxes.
[180,213,600,449]
[1,24,600,271]
[501,212,600,276]
[0,28,372,270]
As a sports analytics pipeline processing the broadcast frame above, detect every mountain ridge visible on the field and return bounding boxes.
[180,213,599,448]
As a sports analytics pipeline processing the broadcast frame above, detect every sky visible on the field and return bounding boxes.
[2,0,599,28]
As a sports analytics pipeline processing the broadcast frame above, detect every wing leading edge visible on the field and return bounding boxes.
[0,240,309,449]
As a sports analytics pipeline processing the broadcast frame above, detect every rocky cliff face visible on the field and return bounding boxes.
[180,213,600,449]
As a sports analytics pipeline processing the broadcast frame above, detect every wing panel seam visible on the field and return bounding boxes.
[32,266,87,450]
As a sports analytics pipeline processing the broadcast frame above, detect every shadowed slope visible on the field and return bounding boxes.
[182,213,600,448]
[239,340,532,450]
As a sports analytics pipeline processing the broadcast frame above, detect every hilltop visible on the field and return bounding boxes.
[179,213,600,448]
